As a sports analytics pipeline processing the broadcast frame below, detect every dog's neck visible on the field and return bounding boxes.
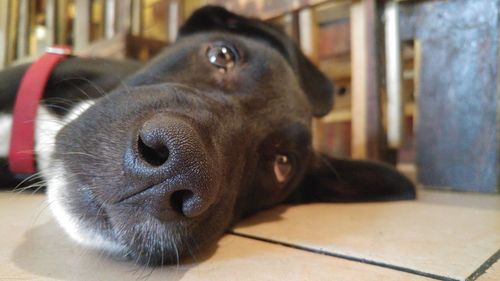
[0,101,95,172]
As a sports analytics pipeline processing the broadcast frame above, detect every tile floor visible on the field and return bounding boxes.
[0,189,498,281]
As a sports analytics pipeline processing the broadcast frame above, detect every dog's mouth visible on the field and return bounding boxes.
[46,151,232,266]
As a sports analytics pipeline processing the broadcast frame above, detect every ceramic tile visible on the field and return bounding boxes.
[233,190,500,280]
[0,192,432,281]
[477,256,500,281]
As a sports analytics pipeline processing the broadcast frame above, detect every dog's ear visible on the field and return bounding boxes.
[294,53,334,116]
[287,154,416,203]
[179,6,334,117]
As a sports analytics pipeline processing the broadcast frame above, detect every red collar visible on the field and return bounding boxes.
[8,46,72,175]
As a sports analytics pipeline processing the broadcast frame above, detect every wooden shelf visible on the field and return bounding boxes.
[321,109,352,123]
[319,57,351,80]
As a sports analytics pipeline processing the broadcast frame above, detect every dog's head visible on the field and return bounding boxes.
[43,6,414,265]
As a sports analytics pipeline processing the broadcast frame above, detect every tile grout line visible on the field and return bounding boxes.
[466,248,500,281]
[228,231,458,281]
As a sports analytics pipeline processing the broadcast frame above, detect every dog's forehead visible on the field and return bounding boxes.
[171,31,290,64]
[178,6,296,67]
[114,31,312,139]
[131,31,300,92]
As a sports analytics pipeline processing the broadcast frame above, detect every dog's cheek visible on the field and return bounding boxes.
[46,161,125,253]
[42,100,125,253]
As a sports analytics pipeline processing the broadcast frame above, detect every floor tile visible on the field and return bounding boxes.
[477,256,500,281]
[0,192,432,281]
[233,190,500,280]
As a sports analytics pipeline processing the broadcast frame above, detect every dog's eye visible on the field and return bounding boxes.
[207,42,238,72]
[274,154,292,184]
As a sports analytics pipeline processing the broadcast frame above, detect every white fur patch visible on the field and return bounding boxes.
[34,101,124,252]
[63,100,95,124]
[0,100,95,159]
[3,100,123,252]
[35,101,95,174]
[0,114,13,157]
[27,100,122,252]
[46,162,124,253]
[35,107,65,175]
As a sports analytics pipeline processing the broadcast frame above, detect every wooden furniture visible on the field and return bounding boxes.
[399,0,499,192]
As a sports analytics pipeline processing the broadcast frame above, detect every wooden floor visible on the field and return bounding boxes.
[0,189,498,281]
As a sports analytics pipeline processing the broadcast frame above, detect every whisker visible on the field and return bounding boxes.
[12,171,44,192]
[33,199,52,225]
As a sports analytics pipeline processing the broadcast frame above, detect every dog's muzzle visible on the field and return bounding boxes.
[119,114,218,220]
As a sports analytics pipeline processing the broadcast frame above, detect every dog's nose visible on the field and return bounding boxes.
[123,115,216,219]
[137,123,171,167]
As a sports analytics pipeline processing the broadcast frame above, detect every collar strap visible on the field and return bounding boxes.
[8,45,72,175]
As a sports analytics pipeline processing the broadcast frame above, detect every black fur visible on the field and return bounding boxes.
[179,6,334,116]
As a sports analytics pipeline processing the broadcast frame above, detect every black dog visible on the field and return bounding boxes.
[0,6,415,265]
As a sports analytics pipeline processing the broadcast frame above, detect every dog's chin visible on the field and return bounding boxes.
[104,207,200,266]
[45,162,125,253]
[45,161,223,266]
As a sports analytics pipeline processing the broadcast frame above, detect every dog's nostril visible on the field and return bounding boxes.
[137,135,170,166]
[170,190,194,216]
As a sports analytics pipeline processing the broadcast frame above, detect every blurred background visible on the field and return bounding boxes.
[0,0,498,194]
